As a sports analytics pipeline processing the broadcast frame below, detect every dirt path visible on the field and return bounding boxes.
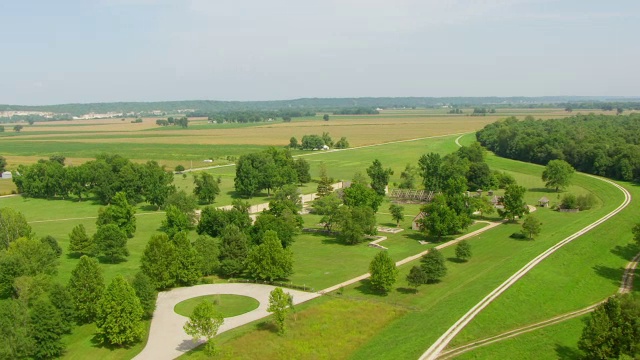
[134,283,320,360]
[419,176,632,360]
[438,250,640,359]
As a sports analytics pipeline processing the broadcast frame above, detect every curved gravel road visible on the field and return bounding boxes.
[134,283,320,360]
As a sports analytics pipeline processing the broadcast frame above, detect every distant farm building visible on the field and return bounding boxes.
[1,171,11,179]
[412,212,427,230]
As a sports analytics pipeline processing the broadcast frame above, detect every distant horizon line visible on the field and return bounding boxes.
[3,95,640,107]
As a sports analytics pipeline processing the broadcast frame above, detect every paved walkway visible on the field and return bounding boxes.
[134,283,320,360]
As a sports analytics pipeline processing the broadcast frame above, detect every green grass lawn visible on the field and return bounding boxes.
[180,296,405,360]
[61,320,151,360]
[173,295,259,318]
[455,315,588,360]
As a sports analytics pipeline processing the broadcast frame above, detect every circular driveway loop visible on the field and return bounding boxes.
[134,283,320,360]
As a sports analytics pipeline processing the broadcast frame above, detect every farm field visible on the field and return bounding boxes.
[0,108,616,171]
[1,110,635,360]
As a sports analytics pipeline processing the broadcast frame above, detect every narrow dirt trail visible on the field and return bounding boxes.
[438,251,640,359]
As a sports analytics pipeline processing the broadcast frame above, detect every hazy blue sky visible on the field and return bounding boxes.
[1,0,638,104]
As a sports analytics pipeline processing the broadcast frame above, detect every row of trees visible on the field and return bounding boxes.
[155,116,188,127]
[234,148,310,197]
[477,114,640,181]
[289,132,350,150]
[12,154,174,206]
[369,241,473,295]
[0,207,156,358]
[200,110,315,123]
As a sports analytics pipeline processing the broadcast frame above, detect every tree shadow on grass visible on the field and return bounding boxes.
[611,243,639,262]
[593,264,625,287]
[354,279,387,296]
[90,334,135,351]
[255,320,278,333]
[139,204,159,212]
[529,187,560,194]
[447,257,467,264]
[555,344,582,360]
[396,287,418,294]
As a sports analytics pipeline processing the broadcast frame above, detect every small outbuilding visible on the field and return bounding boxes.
[412,212,427,231]
[1,171,11,179]
[538,196,550,207]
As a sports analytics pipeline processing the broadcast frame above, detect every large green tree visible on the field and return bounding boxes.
[418,152,444,191]
[267,287,293,335]
[0,299,34,359]
[68,224,95,256]
[578,294,640,359]
[49,283,75,333]
[245,231,293,281]
[131,272,157,319]
[455,240,472,261]
[418,195,460,239]
[369,251,398,294]
[311,192,342,231]
[161,205,193,239]
[94,224,129,263]
[389,204,404,226]
[500,184,528,222]
[193,235,220,276]
[172,232,202,286]
[96,275,144,346]
[342,182,383,213]
[140,234,178,290]
[29,299,66,359]
[193,172,220,204]
[0,207,32,249]
[0,237,58,298]
[315,163,334,197]
[521,215,542,239]
[542,159,575,192]
[334,206,377,245]
[366,159,393,196]
[406,266,428,291]
[96,192,137,238]
[183,300,224,355]
[218,225,250,277]
[420,248,447,283]
[68,255,104,323]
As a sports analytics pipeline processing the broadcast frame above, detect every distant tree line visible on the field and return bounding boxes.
[13,154,174,206]
[332,107,379,115]
[156,116,189,127]
[0,114,73,124]
[476,113,640,181]
[6,97,636,117]
[191,110,315,123]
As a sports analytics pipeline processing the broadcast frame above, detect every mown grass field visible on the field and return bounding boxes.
[180,296,406,360]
